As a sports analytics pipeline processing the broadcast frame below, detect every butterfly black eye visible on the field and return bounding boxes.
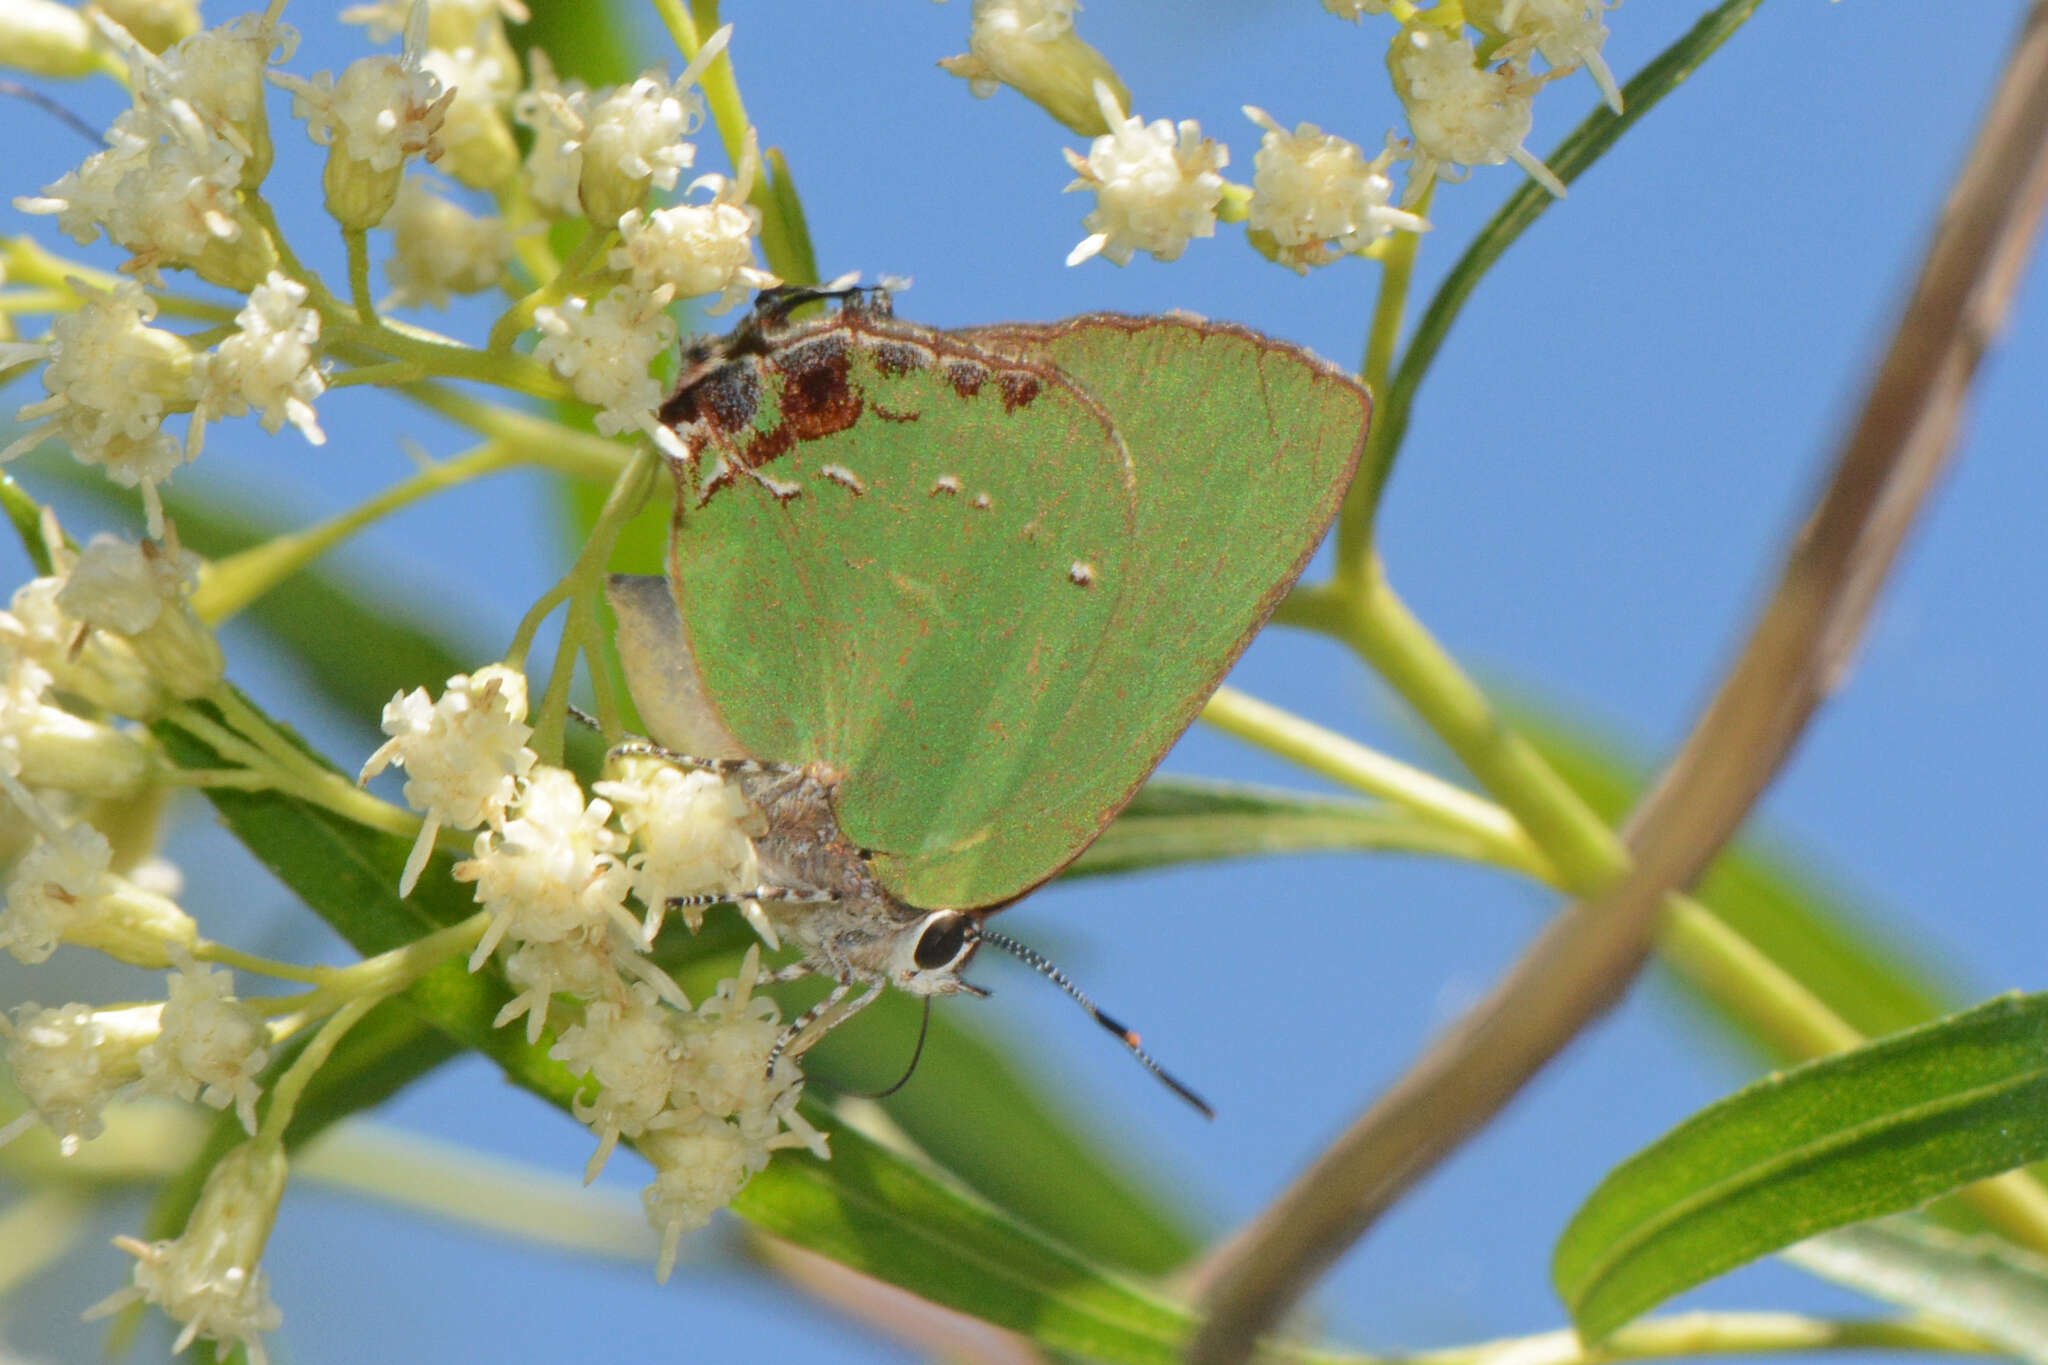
[913,913,973,970]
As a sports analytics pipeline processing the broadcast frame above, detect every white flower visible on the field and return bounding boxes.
[198,272,326,447]
[1388,22,1565,199]
[0,279,198,534]
[515,29,727,227]
[17,85,272,289]
[129,10,297,182]
[138,959,271,1135]
[1,817,111,964]
[641,1119,753,1280]
[510,47,586,217]
[53,528,219,699]
[1471,0,1622,115]
[419,41,522,189]
[637,950,822,1282]
[938,0,1129,136]
[361,663,536,895]
[609,131,777,315]
[595,756,759,939]
[381,177,514,308]
[1063,82,1227,267]
[271,4,453,229]
[553,985,686,1180]
[0,1000,160,1155]
[1244,109,1428,270]
[532,287,684,456]
[453,765,634,966]
[88,1140,288,1365]
[493,931,620,1044]
[0,657,153,796]
[342,0,529,54]
[1,518,163,719]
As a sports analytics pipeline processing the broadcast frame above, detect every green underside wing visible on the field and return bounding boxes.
[638,300,1370,911]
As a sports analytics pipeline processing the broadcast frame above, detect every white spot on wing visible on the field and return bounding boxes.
[1068,561,1095,588]
[931,475,964,497]
[820,464,866,495]
[971,492,993,510]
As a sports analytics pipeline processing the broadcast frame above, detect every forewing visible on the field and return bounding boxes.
[664,312,1142,908]
[958,315,1371,852]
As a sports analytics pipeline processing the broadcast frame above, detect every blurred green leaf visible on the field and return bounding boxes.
[518,0,637,87]
[1554,992,2048,1342]
[1786,1217,2048,1364]
[1071,776,1509,878]
[21,458,479,726]
[736,1123,1203,1365]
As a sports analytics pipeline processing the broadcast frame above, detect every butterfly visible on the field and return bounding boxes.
[608,287,1370,1110]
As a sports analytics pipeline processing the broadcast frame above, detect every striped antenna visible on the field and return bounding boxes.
[973,927,1214,1119]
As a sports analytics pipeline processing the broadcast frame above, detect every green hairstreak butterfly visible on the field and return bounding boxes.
[608,288,1369,1109]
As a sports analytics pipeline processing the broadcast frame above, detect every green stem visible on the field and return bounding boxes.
[345,226,377,325]
[1335,184,1432,577]
[487,229,607,353]
[323,314,566,398]
[1284,568,1628,895]
[190,441,523,624]
[398,382,630,479]
[258,995,378,1142]
[651,0,818,284]
[1200,686,1553,883]
[521,449,659,761]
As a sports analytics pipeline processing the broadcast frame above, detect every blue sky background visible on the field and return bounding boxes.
[4,1,2047,1361]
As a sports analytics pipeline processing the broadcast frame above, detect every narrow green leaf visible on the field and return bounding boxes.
[22,458,479,726]
[1554,993,2048,1342]
[1,474,50,572]
[1361,0,1770,516]
[1070,776,1512,879]
[734,1122,1199,1365]
[1786,1217,2048,1364]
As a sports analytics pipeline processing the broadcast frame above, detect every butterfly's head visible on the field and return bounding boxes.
[886,909,988,998]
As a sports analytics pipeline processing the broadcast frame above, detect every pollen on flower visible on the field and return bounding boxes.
[1244,108,1428,271]
[1388,22,1565,200]
[594,756,759,940]
[271,6,453,229]
[361,663,537,894]
[0,818,112,964]
[938,0,1129,137]
[1062,81,1227,268]
[453,764,635,967]
[518,31,727,229]
[381,177,515,308]
[493,931,628,1043]
[0,279,199,535]
[608,130,777,315]
[0,1000,161,1155]
[1470,0,1623,115]
[138,958,272,1135]
[198,272,327,447]
[87,1140,288,1365]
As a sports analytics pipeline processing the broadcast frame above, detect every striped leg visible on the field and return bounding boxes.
[767,977,886,1076]
[607,743,800,777]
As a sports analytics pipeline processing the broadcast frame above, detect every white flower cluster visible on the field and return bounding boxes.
[513,29,778,444]
[958,2,1621,268]
[365,668,820,1272]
